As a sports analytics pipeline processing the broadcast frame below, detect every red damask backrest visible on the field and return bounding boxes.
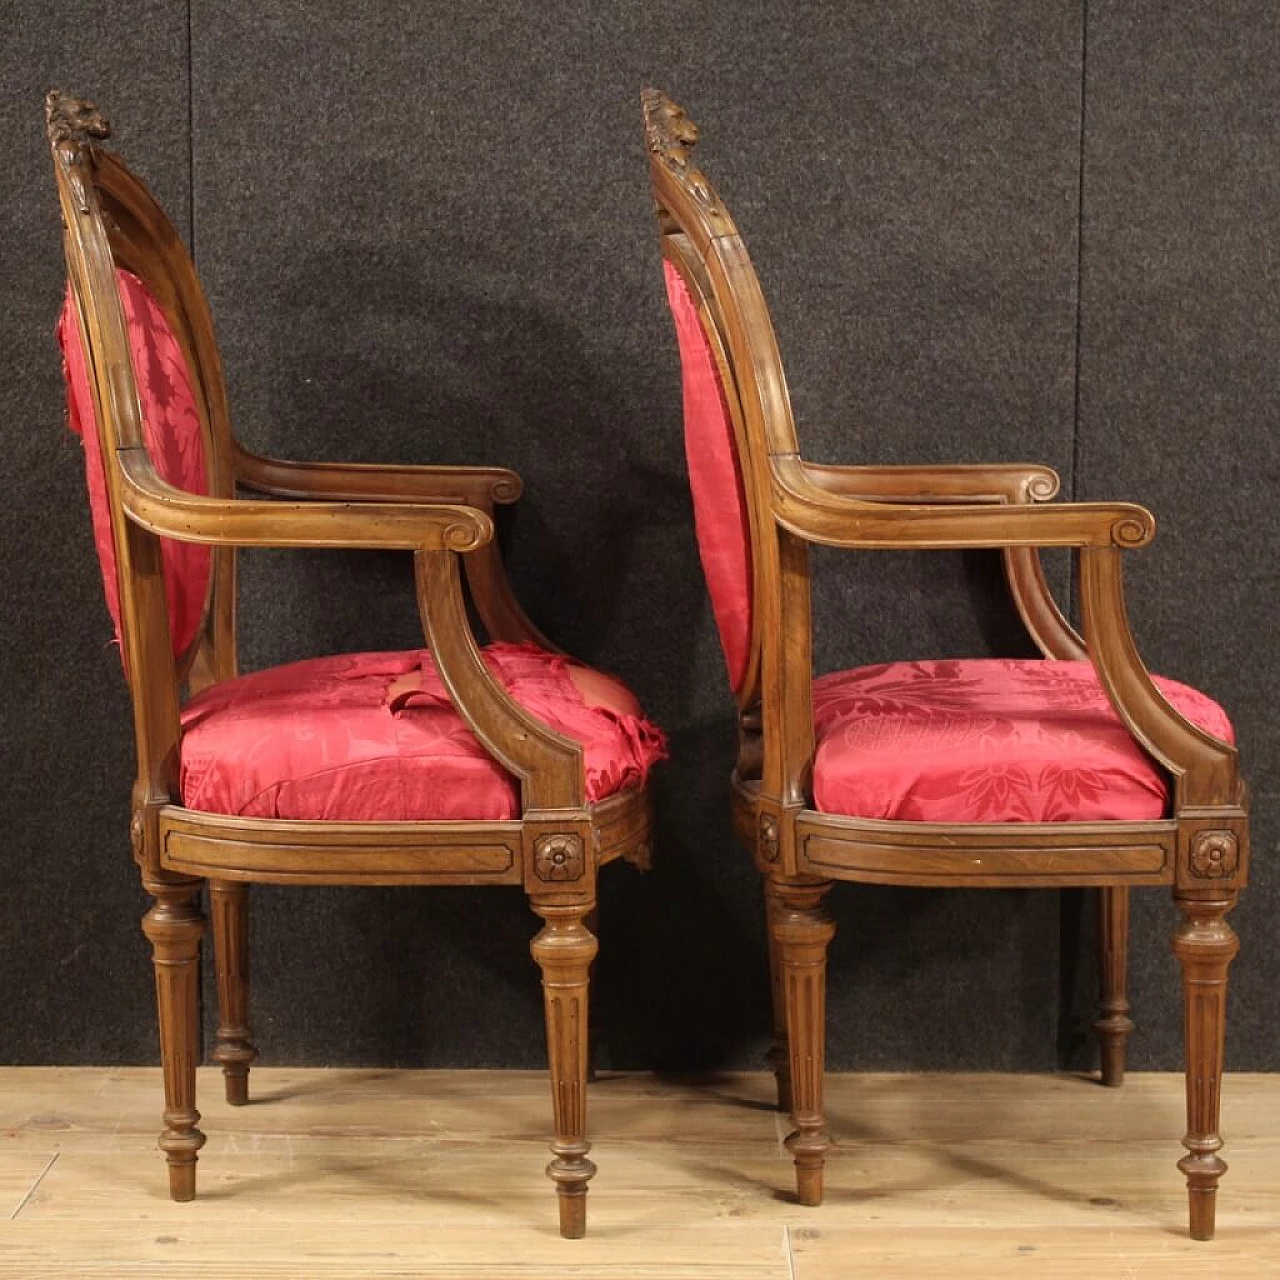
[660,258,755,694]
[48,92,236,685]
[58,270,211,658]
[646,91,811,719]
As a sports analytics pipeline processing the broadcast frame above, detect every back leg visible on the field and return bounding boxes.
[1094,886,1134,1086]
[764,878,792,1113]
[209,881,257,1106]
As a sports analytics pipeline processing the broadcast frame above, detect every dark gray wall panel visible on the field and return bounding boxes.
[186,0,1082,1070]
[1078,2,1278,1068]
[0,2,189,1062]
[11,1,1267,1073]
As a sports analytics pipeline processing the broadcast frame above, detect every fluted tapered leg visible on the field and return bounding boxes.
[764,879,792,1114]
[209,881,257,1106]
[1095,886,1134,1087]
[531,901,598,1238]
[1173,890,1239,1241]
[771,876,836,1206]
[141,874,207,1201]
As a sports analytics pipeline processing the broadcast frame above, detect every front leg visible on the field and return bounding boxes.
[763,878,792,1113]
[770,875,836,1206]
[1172,887,1240,1241]
[530,899,598,1238]
[141,873,207,1201]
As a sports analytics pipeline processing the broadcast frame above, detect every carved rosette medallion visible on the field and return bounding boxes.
[1189,831,1239,880]
[759,814,780,864]
[129,810,144,858]
[534,833,586,883]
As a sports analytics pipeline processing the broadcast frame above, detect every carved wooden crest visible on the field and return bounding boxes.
[641,87,722,218]
[45,91,111,149]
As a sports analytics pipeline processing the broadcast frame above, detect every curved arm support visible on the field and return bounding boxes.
[1078,546,1239,808]
[462,541,562,652]
[119,447,492,552]
[800,460,1060,505]
[232,439,522,508]
[770,456,1155,551]
[1003,547,1087,660]
[414,550,584,809]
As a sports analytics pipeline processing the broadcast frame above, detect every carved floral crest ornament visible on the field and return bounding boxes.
[46,91,112,216]
[45,90,111,148]
[641,87,722,219]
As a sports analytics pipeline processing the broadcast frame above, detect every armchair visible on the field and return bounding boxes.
[45,90,665,1238]
[643,88,1248,1240]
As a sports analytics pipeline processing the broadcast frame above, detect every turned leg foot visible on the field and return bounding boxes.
[141,874,207,1200]
[1095,886,1134,1087]
[1173,890,1239,1241]
[531,900,598,1238]
[770,876,836,1206]
[209,881,257,1106]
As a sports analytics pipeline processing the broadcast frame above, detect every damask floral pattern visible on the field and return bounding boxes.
[811,659,1233,823]
[179,642,667,822]
[662,260,754,693]
[57,270,211,659]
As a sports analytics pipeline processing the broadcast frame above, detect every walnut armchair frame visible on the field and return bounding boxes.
[644,88,1248,1241]
[47,91,652,1238]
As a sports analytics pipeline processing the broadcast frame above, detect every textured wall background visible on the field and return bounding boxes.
[2,1,1275,1071]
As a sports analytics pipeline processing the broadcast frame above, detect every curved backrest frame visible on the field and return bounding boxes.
[47,91,239,804]
[645,89,816,802]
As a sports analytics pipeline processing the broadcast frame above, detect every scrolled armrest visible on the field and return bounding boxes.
[770,455,1154,550]
[119,447,493,552]
[801,460,1060,506]
[232,439,522,508]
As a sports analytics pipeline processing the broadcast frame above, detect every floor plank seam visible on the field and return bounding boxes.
[782,1224,797,1280]
[10,1152,59,1221]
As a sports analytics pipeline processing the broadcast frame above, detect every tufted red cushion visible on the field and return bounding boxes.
[662,260,754,693]
[58,269,211,659]
[179,643,667,821]
[812,659,1233,823]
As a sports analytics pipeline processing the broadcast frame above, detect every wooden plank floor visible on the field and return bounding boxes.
[0,1068,1275,1277]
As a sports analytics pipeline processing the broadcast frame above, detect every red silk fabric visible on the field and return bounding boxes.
[662,260,754,693]
[58,270,211,659]
[811,659,1233,823]
[179,643,668,821]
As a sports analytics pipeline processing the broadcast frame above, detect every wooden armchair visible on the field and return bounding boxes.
[643,89,1248,1241]
[45,91,664,1239]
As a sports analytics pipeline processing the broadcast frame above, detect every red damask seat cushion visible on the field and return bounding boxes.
[811,659,1233,823]
[179,643,667,821]
[58,270,211,659]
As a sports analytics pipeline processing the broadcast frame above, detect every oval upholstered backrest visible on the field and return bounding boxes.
[660,258,754,695]
[58,268,211,660]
